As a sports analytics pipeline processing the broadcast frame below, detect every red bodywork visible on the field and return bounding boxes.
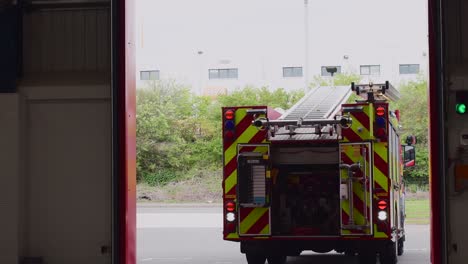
[428,0,442,263]
[118,0,136,262]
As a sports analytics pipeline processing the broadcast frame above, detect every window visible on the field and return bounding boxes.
[283,67,303,77]
[140,70,159,80]
[209,68,238,79]
[360,65,380,75]
[399,64,420,74]
[321,66,342,76]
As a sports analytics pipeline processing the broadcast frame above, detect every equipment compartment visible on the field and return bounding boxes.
[270,145,341,236]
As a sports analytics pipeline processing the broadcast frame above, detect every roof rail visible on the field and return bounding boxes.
[351,81,400,102]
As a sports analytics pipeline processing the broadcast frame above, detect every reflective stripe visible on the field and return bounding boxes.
[340,143,372,235]
[342,200,366,224]
[223,109,263,197]
[240,207,269,235]
[224,142,269,195]
[226,233,239,239]
[224,125,259,164]
[350,111,371,139]
[224,169,237,195]
[374,143,389,192]
[342,105,372,142]
[259,224,270,235]
[374,224,388,238]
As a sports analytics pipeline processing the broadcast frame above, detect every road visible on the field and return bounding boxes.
[137,205,430,264]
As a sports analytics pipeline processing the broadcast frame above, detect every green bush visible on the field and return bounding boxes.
[394,77,429,185]
[136,81,303,186]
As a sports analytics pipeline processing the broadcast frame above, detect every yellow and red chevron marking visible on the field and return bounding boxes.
[373,142,389,194]
[373,143,390,239]
[341,104,374,142]
[239,207,270,236]
[340,142,390,238]
[223,108,268,198]
[340,144,372,235]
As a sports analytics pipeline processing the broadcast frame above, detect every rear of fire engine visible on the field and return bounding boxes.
[222,82,416,264]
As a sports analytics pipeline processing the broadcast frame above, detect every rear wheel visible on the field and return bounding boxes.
[379,242,398,264]
[246,254,266,264]
[397,239,404,256]
[267,255,287,264]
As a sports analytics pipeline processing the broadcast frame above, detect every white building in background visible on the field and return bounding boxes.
[136,0,428,95]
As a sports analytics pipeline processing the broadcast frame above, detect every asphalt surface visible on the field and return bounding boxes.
[137,205,430,264]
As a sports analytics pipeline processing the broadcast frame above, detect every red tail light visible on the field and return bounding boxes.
[378,200,387,210]
[376,128,386,138]
[225,110,235,120]
[376,106,385,116]
[225,130,234,140]
[226,201,236,212]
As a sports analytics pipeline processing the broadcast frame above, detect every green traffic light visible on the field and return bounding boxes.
[456,103,467,114]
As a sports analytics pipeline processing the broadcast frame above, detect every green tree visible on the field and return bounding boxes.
[137,80,220,185]
[136,82,305,186]
[394,77,429,185]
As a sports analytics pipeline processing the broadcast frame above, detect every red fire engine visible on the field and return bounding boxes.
[222,82,415,264]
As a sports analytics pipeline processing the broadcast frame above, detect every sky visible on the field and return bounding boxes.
[136,0,428,90]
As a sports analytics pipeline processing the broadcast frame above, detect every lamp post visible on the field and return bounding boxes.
[304,0,309,92]
[197,50,203,95]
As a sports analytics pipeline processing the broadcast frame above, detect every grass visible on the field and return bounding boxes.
[405,199,430,225]
[137,169,223,203]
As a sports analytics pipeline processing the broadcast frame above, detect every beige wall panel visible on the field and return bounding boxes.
[26,100,112,264]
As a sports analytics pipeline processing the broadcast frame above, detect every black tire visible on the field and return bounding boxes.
[397,239,404,256]
[379,242,398,264]
[246,254,266,264]
[267,255,287,264]
[358,253,377,264]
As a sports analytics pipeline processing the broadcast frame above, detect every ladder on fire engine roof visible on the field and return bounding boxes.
[280,85,352,121]
[351,81,401,102]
